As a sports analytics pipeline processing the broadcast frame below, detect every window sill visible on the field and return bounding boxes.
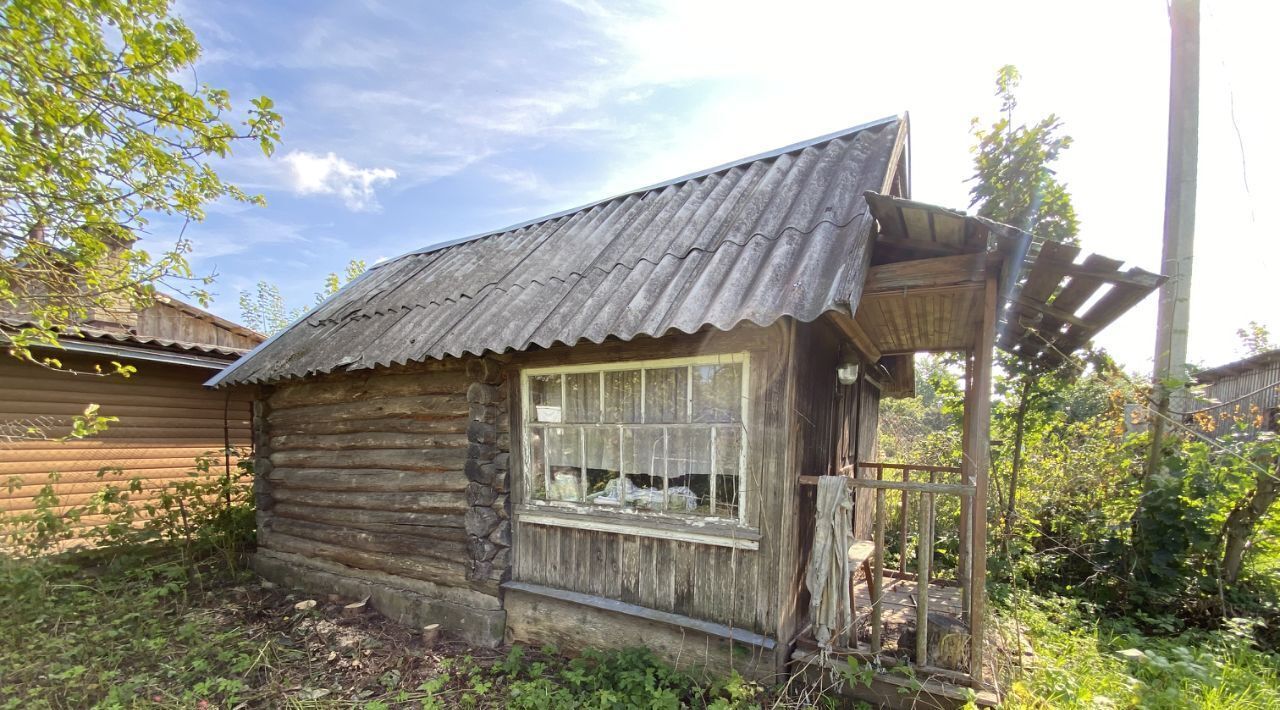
[515,504,760,550]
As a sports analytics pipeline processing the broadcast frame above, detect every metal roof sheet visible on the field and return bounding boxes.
[1195,348,1280,384]
[0,317,250,364]
[212,116,906,386]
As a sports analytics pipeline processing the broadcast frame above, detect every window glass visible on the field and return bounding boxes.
[523,356,746,522]
[693,364,742,423]
[643,366,687,423]
[602,370,642,423]
[563,372,601,423]
[529,374,563,422]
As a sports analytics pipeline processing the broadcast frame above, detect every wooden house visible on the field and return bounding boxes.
[1191,349,1280,439]
[0,297,262,530]
[210,116,1161,705]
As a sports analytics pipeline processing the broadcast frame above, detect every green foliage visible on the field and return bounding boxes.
[413,645,769,709]
[0,0,282,362]
[239,258,367,334]
[0,447,255,565]
[1004,593,1280,709]
[1133,431,1280,616]
[0,449,266,708]
[969,64,1078,244]
[0,556,272,709]
[1235,321,1273,357]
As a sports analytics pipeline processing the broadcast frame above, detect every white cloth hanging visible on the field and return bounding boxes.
[805,476,853,648]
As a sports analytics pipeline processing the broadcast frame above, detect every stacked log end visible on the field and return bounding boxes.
[249,360,507,646]
[463,357,512,585]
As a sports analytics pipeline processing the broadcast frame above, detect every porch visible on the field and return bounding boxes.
[795,461,997,707]
[783,194,1162,707]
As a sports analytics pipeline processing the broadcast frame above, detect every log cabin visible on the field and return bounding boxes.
[210,115,1162,706]
[0,297,262,532]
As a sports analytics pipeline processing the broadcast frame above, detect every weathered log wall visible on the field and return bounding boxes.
[0,354,251,526]
[247,319,881,664]
[252,358,508,646]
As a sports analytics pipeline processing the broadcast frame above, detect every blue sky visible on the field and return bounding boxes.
[152,0,1277,373]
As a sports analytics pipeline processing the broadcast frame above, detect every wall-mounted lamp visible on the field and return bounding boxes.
[836,362,859,386]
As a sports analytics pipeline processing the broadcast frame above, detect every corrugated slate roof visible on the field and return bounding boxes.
[212,116,906,386]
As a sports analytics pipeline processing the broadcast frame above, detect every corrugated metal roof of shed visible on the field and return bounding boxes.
[212,116,906,386]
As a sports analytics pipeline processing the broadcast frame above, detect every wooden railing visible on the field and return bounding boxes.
[800,461,983,688]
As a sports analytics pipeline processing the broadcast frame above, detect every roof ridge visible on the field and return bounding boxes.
[371,115,901,269]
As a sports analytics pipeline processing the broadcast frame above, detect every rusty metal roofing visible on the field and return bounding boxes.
[212,116,907,386]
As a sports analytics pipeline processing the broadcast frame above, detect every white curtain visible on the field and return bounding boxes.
[805,476,853,648]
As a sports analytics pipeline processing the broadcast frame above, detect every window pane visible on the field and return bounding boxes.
[584,427,617,471]
[621,427,665,483]
[523,357,745,521]
[529,374,562,422]
[528,426,547,500]
[545,426,583,501]
[693,363,742,423]
[666,427,711,479]
[563,372,601,423]
[644,366,688,423]
[582,427,623,504]
[714,426,743,517]
[602,370,642,423]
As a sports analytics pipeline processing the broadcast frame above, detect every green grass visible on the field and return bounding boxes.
[0,549,774,709]
[3,547,1277,709]
[0,553,284,709]
[1003,593,1280,709]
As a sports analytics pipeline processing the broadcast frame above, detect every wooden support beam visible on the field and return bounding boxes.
[857,462,963,474]
[863,253,991,294]
[825,312,881,363]
[874,235,971,257]
[1037,259,1164,288]
[916,490,933,665]
[798,476,974,496]
[871,487,886,653]
[1012,294,1091,329]
[964,274,998,687]
[958,355,974,621]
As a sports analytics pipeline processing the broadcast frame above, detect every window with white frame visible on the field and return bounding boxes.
[521,354,749,522]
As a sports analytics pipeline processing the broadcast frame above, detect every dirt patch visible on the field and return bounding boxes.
[209,580,502,705]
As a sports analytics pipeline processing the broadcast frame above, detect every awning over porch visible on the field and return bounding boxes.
[849,192,1165,370]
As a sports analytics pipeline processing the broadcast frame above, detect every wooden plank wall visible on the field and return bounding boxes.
[0,354,251,524]
[1197,359,1280,439]
[514,527,766,631]
[510,324,795,638]
[789,320,843,628]
[136,301,261,350]
[852,375,882,541]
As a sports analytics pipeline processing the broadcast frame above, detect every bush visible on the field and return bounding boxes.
[1003,593,1280,709]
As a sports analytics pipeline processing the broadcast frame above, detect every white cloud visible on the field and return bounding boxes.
[281,151,398,211]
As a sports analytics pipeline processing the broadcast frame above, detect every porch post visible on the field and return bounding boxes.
[958,354,974,618]
[965,273,998,686]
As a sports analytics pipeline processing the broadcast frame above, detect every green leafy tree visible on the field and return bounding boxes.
[238,258,366,335]
[1235,321,1273,356]
[0,0,282,363]
[969,65,1084,542]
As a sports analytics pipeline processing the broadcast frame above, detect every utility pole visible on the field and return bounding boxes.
[1147,0,1200,481]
